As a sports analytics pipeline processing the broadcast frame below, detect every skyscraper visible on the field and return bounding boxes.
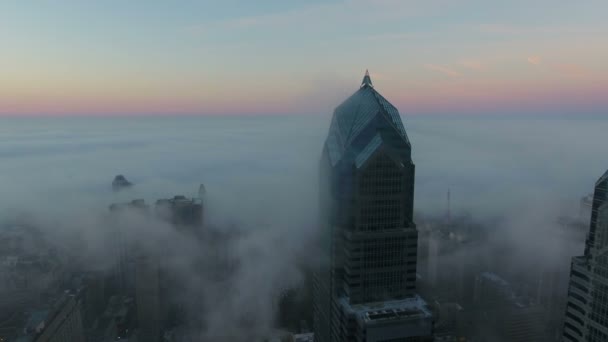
[108,199,149,296]
[313,71,433,342]
[29,292,86,342]
[155,195,203,233]
[136,252,162,342]
[563,170,608,341]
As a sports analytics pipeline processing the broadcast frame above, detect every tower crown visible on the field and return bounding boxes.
[325,70,410,166]
[361,69,373,88]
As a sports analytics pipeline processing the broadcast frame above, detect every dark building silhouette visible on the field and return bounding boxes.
[472,272,547,341]
[135,253,161,342]
[108,199,162,341]
[112,175,133,192]
[20,292,86,342]
[155,196,203,232]
[313,71,433,342]
[563,170,608,341]
[108,199,150,296]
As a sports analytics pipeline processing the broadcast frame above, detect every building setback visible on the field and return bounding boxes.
[313,71,433,342]
[563,170,608,341]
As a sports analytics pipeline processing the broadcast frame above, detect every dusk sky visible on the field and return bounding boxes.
[1,0,607,116]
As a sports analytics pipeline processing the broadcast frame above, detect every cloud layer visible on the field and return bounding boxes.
[1,114,606,339]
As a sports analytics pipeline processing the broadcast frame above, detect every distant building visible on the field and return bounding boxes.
[423,228,472,299]
[109,199,150,296]
[86,295,135,342]
[313,71,433,341]
[108,199,163,340]
[136,253,162,342]
[473,272,547,342]
[427,232,440,288]
[109,198,148,213]
[431,300,468,341]
[112,175,133,192]
[69,271,108,334]
[563,170,608,341]
[0,225,64,294]
[155,196,203,231]
[19,292,86,342]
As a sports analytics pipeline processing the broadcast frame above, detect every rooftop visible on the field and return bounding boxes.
[339,294,432,324]
[325,71,411,167]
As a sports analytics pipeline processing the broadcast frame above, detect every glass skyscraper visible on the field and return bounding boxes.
[563,170,608,341]
[313,72,433,342]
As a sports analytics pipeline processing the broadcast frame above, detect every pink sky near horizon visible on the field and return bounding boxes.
[1,1,607,117]
[3,71,606,117]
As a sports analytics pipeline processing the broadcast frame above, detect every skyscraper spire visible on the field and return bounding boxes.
[361,69,373,88]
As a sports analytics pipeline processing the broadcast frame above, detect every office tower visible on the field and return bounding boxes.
[108,199,149,296]
[29,292,86,342]
[136,252,162,342]
[155,195,203,233]
[313,71,433,342]
[563,170,608,341]
[431,301,467,341]
[112,174,133,192]
[97,295,135,341]
[472,272,547,341]
[109,199,162,341]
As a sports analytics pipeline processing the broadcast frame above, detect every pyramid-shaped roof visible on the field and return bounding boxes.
[325,71,410,166]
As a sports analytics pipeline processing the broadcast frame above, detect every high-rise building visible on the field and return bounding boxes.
[155,195,203,233]
[472,272,547,341]
[27,292,85,342]
[136,252,161,342]
[109,199,163,341]
[563,170,608,341]
[313,71,433,342]
[109,199,149,296]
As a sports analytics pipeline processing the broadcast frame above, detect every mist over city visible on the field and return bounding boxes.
[1,113,605,341]
[1,1,608,342]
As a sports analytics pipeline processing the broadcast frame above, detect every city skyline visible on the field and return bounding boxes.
[1,1,607,116]
[0,65,606,340]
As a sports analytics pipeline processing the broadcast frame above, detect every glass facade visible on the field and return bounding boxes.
[564,170,608,342]
[585,171,608,255]
[313,72,431,342]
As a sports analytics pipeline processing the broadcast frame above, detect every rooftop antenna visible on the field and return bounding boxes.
[361,69,373,88]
